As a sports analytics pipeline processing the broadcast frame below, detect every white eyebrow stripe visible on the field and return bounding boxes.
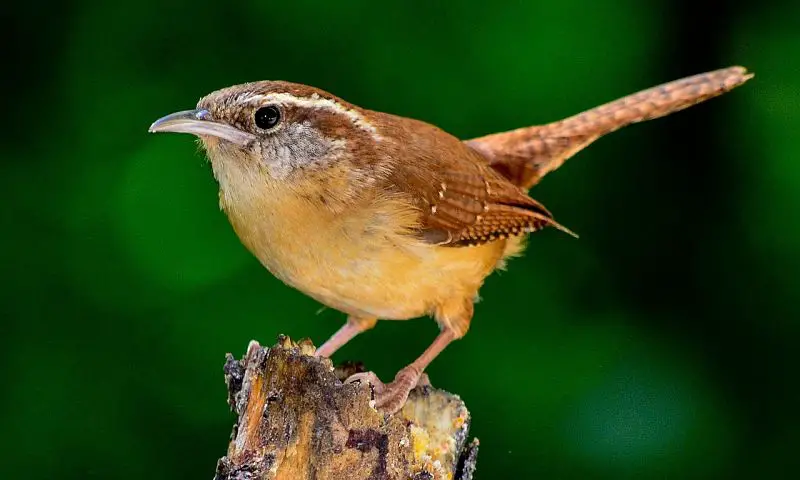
[241,92,381,140]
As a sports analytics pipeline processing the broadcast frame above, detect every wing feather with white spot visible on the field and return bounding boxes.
[386,139,576,246]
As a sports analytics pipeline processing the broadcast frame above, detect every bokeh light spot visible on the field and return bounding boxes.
[566,366,687,457]
[560,341,736,476]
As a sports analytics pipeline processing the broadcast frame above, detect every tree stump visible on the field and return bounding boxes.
[214,336,479,480]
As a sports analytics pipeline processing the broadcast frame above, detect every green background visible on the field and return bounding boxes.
[3,0,798,478]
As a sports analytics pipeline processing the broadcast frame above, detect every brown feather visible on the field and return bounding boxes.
[372,114,576,246]
[467,66,753,189]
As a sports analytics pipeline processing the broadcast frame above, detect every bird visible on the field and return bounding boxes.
[149,66,752,413]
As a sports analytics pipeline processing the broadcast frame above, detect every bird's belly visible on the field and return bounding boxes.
[251,229,505,320]
[223,188,508,320]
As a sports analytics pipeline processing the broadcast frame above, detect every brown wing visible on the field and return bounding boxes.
[467,66,753,189]
[379,118,575,246]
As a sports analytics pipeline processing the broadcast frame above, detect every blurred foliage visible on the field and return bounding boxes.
[1,0,798,478]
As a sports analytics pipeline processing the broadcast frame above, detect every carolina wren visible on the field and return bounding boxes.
[149,67,751,413]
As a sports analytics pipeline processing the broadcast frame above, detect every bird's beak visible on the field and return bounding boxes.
[148,109,256,146]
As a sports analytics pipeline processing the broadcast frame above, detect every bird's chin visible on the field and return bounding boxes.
[198,134,221,150]
[199,135,252,158]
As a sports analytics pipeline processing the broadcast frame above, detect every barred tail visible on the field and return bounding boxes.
[467,66,753,189]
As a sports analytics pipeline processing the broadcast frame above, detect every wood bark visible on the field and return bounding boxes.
[213,336,479,480]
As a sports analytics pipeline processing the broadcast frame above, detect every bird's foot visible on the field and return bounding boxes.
[346,365,427,414]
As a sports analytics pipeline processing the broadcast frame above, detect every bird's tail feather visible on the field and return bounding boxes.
[467,66,753,190]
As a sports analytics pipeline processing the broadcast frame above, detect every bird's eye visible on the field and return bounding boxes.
[254,105,281,130]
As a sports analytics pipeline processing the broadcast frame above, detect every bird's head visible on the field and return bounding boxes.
[149,81,385,190]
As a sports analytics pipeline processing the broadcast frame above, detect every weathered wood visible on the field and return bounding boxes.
[214,336,479,480]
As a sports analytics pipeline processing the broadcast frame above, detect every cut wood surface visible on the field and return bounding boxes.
[214,336,479,480]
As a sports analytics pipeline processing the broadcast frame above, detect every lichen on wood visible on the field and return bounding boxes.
[214,336,479,480]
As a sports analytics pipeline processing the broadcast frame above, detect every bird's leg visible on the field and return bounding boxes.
[315,315,377,358]
[347,329,457,413]
[347,299,472,414]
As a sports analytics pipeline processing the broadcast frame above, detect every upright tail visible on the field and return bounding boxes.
[466,66,753,190]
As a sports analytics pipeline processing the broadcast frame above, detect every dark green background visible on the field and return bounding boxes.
[2,0,798,478]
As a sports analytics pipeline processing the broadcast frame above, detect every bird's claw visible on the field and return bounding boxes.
[345,366,426,414]
[346,371,386,395]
